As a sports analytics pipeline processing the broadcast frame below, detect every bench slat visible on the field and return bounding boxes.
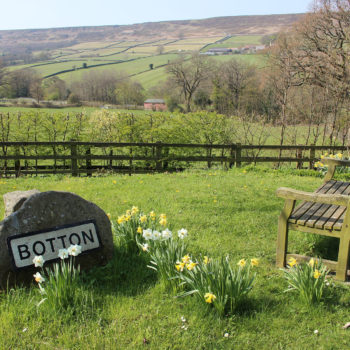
[324,206,346,230]
[289,181,335,224]
[305,181,350,228]
[314,182,350,230]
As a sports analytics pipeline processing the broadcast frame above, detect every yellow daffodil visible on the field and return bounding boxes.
[237,259,246,267]
[131,206,139,215]
[159,213,166,219]
[250,258,259,267]
[126,210,131,216]
[336,153,343,159]
[117,215,125,224]
[107,213,111,220]
[175,262,185,272]
[113,180,117,184]
[137,226,143,234]
[288,257,297,268]
[140,215,147,223]
[182,255,191,263]
[308,258,315,268]
[125,215,131,222]
[203,256,210,265]
[314,269,321,279]
[186,262,198,271]
[150,211,156,220]
[159,218,167,226]
[204,292,216,304]
[329,154,335,159]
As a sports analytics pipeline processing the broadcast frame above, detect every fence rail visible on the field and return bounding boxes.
[0,141,348,177]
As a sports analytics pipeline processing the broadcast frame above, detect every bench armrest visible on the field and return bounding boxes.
[276,187,350,206]
[323,158,350,167]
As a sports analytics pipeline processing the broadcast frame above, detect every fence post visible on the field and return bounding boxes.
[309,144,316,169]
[109,149,113,169]
[235,143,242,168]
[70,141,78,177]
[85,148,92,177]
[229,144,235,168]
[155,141,162,172]
[15,159,21,178]
[296,146,303,169]
[15,146,20,178]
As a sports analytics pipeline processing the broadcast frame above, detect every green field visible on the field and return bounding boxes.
[203,35,264,51]
[1,168,350,349]
[6,35,267,91]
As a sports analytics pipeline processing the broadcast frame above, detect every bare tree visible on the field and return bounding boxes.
[166,54,213,112]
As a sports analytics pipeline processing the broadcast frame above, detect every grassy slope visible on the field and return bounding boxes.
[0,168,350,349]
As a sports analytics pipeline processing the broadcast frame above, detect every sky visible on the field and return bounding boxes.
[0,0,312,31]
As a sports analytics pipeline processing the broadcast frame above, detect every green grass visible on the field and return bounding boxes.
[60,54,179,83]
[203,35,264,51]
[1,168,350,349]
[211,53,267,67]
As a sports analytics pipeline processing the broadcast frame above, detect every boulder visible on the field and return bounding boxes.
[0,190,113,289]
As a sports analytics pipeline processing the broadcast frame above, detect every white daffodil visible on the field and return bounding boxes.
[33,272,45,283]
[177,228,188,239]
[32,255,45,268]
[58,248,69,260]
[162,228,172,240]
[152,230,161,240]
[67,244,82,256]
[143,228,153,240]
[141,243,149,252]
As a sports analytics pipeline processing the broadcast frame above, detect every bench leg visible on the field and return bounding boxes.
[276,199,295,268]
[336,236,350,281]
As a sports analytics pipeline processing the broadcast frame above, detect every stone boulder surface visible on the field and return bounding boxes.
[0,190,113,289]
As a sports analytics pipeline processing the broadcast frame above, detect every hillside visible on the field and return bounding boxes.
[0,14,303,53]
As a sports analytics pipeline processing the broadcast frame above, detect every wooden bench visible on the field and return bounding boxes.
[276,158,350,281]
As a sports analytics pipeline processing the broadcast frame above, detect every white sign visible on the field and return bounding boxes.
[7,220,101,269]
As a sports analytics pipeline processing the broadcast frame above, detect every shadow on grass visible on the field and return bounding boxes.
[82,246,157,297]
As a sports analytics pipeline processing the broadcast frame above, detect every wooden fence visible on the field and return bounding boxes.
[0,141,348,177]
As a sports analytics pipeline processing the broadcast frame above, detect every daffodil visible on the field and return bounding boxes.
[140,215,147,223]
[143,229,153,240]
[68,244,82,256]
[150,211,156,220]
[178,228,188,239]
[336,153,343,159]
[314,269,321,279]
[250,258,259,267]
[131,206,139,215]
[58,249,69,260]
[159,218,167,226]
[288,257,297,267]
[159,213,166,219]
[152,230,162,240]
[175,262,185,272]
[308,258,315,268]
[203,256,210,265]
[33,272,45,284]
[204,292,216,303]
[126,210,131,216]
[141,243,149,252]
[107,213,111,220]
[181,255,191,263]
[186,262,198,271]
[137,226,143,234]
[33,255,45,268]
[125,215,131,222]
[117,215,125,224]
[237,259,246,267]
[162,228,172,240]
[113,180,117,184]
